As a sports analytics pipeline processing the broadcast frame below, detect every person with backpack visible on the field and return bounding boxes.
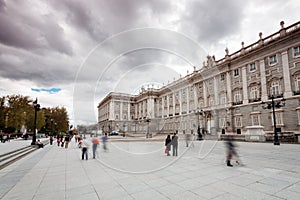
[92,135,99,159]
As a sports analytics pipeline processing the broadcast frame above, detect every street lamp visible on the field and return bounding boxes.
[31,98,40,145]
[194,108,203,140]
[262,95,285,145]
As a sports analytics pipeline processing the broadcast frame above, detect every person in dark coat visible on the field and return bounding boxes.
[165,135,171,156]
[225,135,240,167]
[171,133,178,156]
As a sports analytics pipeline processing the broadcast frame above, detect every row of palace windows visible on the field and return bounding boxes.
[112,76,300,120]
[220,112,285,128]
[228,45,300,77]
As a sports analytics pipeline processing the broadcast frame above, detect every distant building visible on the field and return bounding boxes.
[98,21,300,138]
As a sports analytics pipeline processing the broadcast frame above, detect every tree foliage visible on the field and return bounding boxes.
[0,95,69,135]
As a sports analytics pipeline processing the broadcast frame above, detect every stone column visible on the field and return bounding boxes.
[166,95,170,116]
[259,60,268,101]
[186,87,190,112]
[120,101,123,120]
[128,102,130,120]
[242,66,249,104]
[179,91,182,114]
[194,84,198,108]
[147,97,154,118]
[135,104,138,119]
[203,81,208,107]
[226,72,232,104]
[173,93,176,116]
[214,77,219,105]
[282,51,293,97]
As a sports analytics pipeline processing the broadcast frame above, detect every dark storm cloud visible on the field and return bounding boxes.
[48,0,174,42]
[0,0,72,55]
[181,0,245,43]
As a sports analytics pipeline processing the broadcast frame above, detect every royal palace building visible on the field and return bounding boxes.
[98,21,300,140]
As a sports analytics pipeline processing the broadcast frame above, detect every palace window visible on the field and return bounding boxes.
[250,86,260,100]
[219,118,226,128]
[219,93,226,105]
[234,69,239,76]
[270,81,281,96]
[251,114,261,126]
[269,55,277,65]
[297,109,300,125]
[294,46,300,57]
[234,116,242,127]
[233,90,242,102]
[271,112,284,126]
[249,63,256,71]
[295,75,300,92]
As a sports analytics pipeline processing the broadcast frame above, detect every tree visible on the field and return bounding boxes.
[6,95,33,132]
[0,96,6,130]
[0,95,70,135]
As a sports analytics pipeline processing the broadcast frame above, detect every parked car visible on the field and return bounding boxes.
[109,131,119,136]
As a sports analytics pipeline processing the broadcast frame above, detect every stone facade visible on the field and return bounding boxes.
[98,21,300,137]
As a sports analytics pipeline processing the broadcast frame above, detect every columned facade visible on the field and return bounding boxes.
[98,21,300,136]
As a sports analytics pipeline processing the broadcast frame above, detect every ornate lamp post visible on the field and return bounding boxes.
[194,108,203,140]
[262,95,285,145]
[31,98,40,145]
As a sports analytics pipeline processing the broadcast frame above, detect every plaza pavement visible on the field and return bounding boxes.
[0,136,299,200]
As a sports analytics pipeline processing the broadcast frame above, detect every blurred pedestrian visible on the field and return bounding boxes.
[64,135,70,148]
[102,133,108,151]
[49,135,53,145]
[165,135,171,156]
[57,136,61,146]
[171,133,178,156]
[81,137,89,160]
[60,135,64,147]
[185,133,192,147]
[92,135,99,159]
[225,135,241,167]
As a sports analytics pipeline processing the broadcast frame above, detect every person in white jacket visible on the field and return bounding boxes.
[81,137,90,160]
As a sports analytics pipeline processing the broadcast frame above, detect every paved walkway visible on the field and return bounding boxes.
[0,137,299,200]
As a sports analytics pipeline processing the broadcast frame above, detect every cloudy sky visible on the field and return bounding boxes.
[0,0,299,126]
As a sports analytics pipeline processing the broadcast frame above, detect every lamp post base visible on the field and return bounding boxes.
[274,141,280,145]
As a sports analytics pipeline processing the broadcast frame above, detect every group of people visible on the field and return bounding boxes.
[164,133,241,167]
[164,133,178,156]
[55,134,71,148]
[80,133,108,160]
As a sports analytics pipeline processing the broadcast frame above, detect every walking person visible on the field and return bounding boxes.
[185,133,192,147]
[102,133,108,151]
[92,135,99,159]
[49,135,53,145]
[60,135,64,147]
[171,133,178,156]
[165,135,171,156]
[225,135,241,167]
[64,135,70,148]
[81,137,89,160]
[57,136,61,147]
